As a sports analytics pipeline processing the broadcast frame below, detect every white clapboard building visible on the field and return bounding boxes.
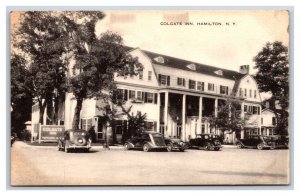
[33,47,263,143]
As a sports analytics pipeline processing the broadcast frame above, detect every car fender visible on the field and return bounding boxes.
[143,141,154,148]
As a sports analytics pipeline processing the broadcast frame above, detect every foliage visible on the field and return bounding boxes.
[253,41,289,135]
[11,54,33,135]
[14,11,69,124]
[208,97,247,136]
[121,105,147,139]
[69,30,142,129]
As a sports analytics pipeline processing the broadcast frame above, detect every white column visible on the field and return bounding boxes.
[214,98,218,117]
[164,92,169,136]
[182,94,186,141]
[259,105,262,135]
[267,128,269,136]
[197,96,203,136]
[157,93,161,132]
[240,102,245,140]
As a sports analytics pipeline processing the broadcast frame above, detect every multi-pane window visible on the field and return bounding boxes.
[148,71,152,81]
[197,81,205,91]
[249,89,252,98]
[220,85,228,95]
[145,92,154,103]
[177,77,185,87]
[139,70,143,80]
[129,90,135,99]
[189,80,196,89]
[244,88,247,97]
[158,74,170,86]
[81,118,92,131]
[137,91,143,101]
[208,83,214,91]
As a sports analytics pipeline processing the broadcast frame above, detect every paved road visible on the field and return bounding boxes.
[10,141,290,186]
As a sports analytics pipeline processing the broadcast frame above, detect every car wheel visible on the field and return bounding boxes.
[166,144,172,152]
[214,147,220,151]
[284,143,289,149]
[270,143,276,150]
[257,143,263,150]
[143,144,150,152]
[236,143,243,149]
[124,143,130,151]
[204,143,210,151]
[179,148,185,152]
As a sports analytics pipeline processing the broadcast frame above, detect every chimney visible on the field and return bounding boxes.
[239,65,249,74]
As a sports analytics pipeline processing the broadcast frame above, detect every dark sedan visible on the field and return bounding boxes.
[164,137,187,152]
[236,135,272,150]
[189,134,222,151]
[58,129,91,153]
[124,131,168,152]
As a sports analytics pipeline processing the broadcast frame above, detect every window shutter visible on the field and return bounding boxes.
[154,93,157,104]
[202,82,205,91]
[158,74,161,83]
[153,121,157,131]
[183,78,185,87]
[167,76,170,86]
[124,89,128,101]
[226,86,229,95]
[142,92,145,102]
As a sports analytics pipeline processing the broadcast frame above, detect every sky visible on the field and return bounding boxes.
[95,10,289,75]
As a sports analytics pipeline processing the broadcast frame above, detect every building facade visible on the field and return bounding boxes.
[261,108,277,136]
[61,47,262,143]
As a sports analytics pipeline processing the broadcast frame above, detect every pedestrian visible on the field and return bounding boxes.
[88,126,96,143]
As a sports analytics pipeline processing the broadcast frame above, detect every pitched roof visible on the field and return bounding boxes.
[139,49,246,81]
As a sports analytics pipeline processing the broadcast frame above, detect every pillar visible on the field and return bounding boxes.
[197,96,203,136]
[164,92,169,136]
[182,94,186,141]
[214,98,218,117]
[157,93,161,133]
[259,105,262,135]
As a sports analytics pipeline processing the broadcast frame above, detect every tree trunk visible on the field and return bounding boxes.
[53,96,60,125]
[38,100,47,124]
[46,97,54,125]
[72,97,83,130]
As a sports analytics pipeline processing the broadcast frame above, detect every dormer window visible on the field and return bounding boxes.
[214,70,223,76]
[154,56,164,64]
[186,64,196,71]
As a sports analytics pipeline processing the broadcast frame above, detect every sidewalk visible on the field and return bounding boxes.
[19,141,125,150]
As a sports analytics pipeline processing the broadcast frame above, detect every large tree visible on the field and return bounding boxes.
[11,53,33,137]
[14,11,69,124]
[70,31,142,129]
[253,41,289,135]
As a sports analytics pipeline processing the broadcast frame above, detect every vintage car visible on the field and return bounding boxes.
[164,137,187,152]
[267,135,289,149]
[58,129,91,153]
[189,134,222,151]
[236,135,272,150]
[124,131,168,152]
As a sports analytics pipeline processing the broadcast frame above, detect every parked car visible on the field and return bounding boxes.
[164,137,187,152]
[58,129,91,153]
[189,134,222,151]
[124,131,168,152]
[236,135,272,150]
[267,135,289,149]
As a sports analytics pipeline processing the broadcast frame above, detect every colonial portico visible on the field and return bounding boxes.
[156,88,229,142]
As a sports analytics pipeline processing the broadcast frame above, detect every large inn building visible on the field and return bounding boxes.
[32,47,263,143]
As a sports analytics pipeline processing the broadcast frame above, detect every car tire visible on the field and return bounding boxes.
[214,147,220,151]
[204,142,211,151]
[257,143,264,150]
[143,144,150,152]
[236,143,243,149]
[270,143,276,150]
[166,143,172,152]
[124,143,130,151]
[179,148,185,152]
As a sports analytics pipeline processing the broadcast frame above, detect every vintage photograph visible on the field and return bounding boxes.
[10,10,290,186]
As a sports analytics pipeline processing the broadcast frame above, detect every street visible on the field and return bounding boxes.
[10,141,289,186]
